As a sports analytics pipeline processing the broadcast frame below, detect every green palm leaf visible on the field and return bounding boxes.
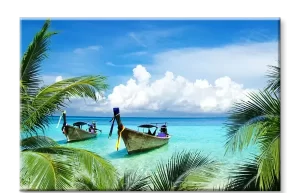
[21,136,58,151]
[21,146,117,190]
[20,19,114,191]
[21,75,108,134]
[20,19,57,96]
[256,118,280,190]
[225,157,260,190]
[265,65,280,93]
[27,146,117,190]
[20,151,72,190]
[225,90,280,153]
[115,170,150,191]
[225,65,280,190]
[73,174,99,191]
[149,150,218,191]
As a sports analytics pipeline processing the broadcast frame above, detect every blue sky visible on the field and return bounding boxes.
[21,19,279,116]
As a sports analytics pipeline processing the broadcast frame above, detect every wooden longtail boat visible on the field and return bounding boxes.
[60,111,99,142]
[109,107,171,154]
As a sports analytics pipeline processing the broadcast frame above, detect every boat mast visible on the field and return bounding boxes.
[62,110,67,126]
[113,107,124,128]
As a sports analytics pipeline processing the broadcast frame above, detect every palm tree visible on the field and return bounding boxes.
[72,150,219,191]
[224,64,280,190]
[20,20,117,190]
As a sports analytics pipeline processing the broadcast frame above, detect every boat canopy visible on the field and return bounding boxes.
[73,122,88,127]
[138,124,158,128]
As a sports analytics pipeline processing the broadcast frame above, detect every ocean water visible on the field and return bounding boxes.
[42,116,259,188]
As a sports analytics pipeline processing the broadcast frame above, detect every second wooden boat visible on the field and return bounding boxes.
[109,107,171,154]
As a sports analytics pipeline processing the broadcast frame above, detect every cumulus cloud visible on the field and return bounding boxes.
[85,65,255,114]
[52,40,277,115]
[150,41,278,88]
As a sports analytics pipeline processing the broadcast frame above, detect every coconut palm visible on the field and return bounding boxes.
[20,20,117,190]
[72,150,218,191]
[224,65,280,190]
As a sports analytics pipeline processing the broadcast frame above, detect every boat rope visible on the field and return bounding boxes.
[115,125,125,151]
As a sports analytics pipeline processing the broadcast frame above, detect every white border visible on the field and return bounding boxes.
[19,16,280,20]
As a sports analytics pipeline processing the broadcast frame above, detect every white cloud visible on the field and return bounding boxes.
[133,65,151,83]
[123,51,148,57]
[55,76,63,82]
[106,62,116,66]
[42,75,69,86]
[128,32,147,47]
[150,41,278,88]
[83,65,255,114]
[127,27,187,48]
[73,45,102,54]
[64,41,278,115]
[41,75,56,85]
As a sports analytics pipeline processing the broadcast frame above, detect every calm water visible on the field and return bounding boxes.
[41,116,258,188]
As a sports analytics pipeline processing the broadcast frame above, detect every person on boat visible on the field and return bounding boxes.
[88,123,96,133]
[157,125,168,137]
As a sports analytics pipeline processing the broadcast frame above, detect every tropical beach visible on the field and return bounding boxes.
[20,19,280,191]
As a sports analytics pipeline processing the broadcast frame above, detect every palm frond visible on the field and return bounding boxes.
[257,123,280,190]
[27,146,117,190]
[115,170,150,191]
[21,136,58,151]
[21,75,108,134]
[73,174,99,191]
[20,19,57,96]
[225,90,280,153]
[225,157,260,191]
[265,65,280,93]
[20,151,73,190]
[149,150,218,191]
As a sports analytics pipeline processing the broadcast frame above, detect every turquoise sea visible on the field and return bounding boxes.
[42,116,259,188]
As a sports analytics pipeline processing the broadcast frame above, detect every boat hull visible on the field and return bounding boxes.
[121,128,170,154]
[63,126,97,142]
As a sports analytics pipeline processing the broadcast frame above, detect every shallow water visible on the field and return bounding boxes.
[41,116,258,188]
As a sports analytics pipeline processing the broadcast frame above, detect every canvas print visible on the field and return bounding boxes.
[20,18,280,191]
